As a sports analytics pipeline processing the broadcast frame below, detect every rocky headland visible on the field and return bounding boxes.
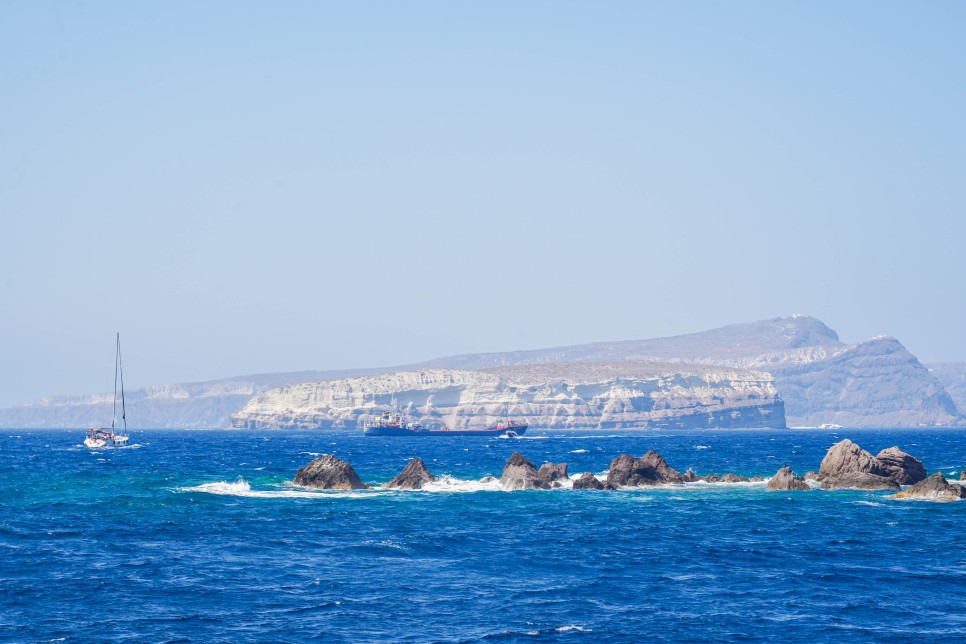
[6,315,964,430]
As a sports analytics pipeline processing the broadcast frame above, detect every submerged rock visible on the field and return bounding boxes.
[607,451,684,487]
[385,458,436,490]
[537,462,569,486]
[500,452,549,491]
[893,472,966,501]
[875,447,927,485]
[766,466,811,491]
[573,472,613,490]
[294,454,369,490]
[821,472,900,491]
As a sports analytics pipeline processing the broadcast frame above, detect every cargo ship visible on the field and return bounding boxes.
[362,407,527,437]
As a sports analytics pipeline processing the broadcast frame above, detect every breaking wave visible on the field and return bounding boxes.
[178,479,383,499]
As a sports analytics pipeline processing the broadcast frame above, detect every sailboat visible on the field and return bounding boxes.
[84,333,130,448]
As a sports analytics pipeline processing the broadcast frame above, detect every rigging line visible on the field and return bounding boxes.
[112,332,119,431]
[118,333,127,433]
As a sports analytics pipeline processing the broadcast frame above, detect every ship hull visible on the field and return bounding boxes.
[364,424,528,437]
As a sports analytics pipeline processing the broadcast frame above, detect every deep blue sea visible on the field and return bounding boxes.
[2,428,965,643]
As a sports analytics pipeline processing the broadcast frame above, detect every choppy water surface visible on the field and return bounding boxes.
[2,428,965,642]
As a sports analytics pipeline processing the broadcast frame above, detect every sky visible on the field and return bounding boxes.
[1,1,964,407]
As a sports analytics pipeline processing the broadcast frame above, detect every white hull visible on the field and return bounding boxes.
[85,429,128,448]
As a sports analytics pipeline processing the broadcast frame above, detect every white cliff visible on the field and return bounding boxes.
[229,362,785,430]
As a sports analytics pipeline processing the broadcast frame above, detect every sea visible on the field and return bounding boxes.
[2,428,965,643]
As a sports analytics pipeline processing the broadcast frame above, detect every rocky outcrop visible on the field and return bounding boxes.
[721,473,750,483]
[818,439,922,490]
[893,473,966,501]
[875,447,926,485]
[607,451,685,487]
[500,452,549,491]
[961,471,966,481]
[537,462,569,486]
[818,439,888,481]
[385,458,435,490]
[573,473,612,490]
[766,466,811,491]
[294,454,368,490]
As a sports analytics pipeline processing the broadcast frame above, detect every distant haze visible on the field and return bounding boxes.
[1,2,964,408]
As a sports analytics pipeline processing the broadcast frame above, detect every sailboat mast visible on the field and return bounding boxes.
[117,333,127,433]
[112,333,119,430]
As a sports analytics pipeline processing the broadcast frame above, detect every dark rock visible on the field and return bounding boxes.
[820,472,900,491]
[751,476,765,482]
[804,471,820,480]
[875,447,927,485]
[385,458,435,490]
[682,468,699,483]
[639,450,686,483]
[552,481,562,488]
[294,454,368,490]
[893,472,966,501]
[573,472,606,490]
[961,471,966,481]
[766,466,811,491]
[606,451,683,487]
[537,462,569,486]
[722,473,750,483]
[500,452,549,490]
[818,439,924,489]
[703,474,721,483]
[819,439,887,481]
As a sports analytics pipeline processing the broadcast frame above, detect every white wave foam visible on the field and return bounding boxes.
[556,625,589,633]
[570,449,589,454]
[693,445,711,450]
[179,479,382,499]
[417,475,502,493]
[854,500,885,507]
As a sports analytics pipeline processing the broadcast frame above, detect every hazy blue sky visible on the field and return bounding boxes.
[1,1,964,407]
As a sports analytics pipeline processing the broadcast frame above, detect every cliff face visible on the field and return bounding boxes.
[927,362,966,414]
[414,316,962,428]
[229,363,785,431]
[772,338,959,427]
